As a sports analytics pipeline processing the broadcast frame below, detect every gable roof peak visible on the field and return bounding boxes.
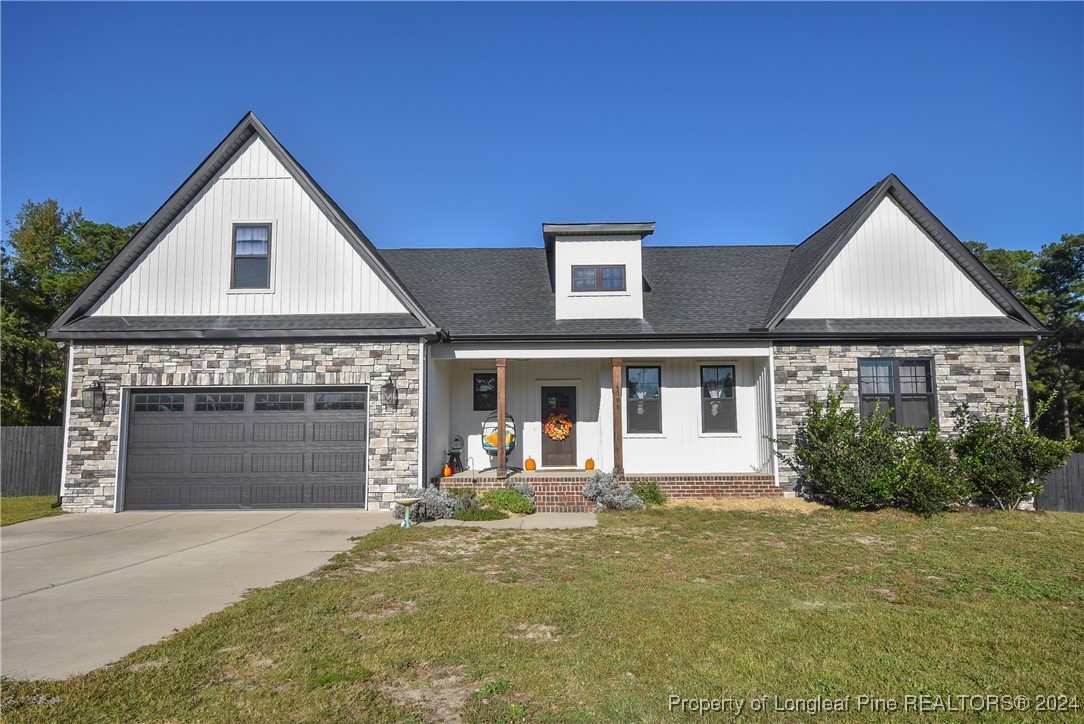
[48,113,437,336]
[764,173,1043,330]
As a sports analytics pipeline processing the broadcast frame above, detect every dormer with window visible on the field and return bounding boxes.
[543,222,653,320]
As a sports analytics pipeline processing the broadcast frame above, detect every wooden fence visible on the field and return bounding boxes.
[1036,453,1084,513]
[2,426,64,497]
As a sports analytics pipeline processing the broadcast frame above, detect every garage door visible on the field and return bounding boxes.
[122,387,368,509]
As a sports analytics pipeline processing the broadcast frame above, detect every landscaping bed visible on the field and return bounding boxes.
[3,506,1082,721]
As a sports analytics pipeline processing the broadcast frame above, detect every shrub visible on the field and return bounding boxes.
[481,489,535,515]
[582,472,645,512]
[504,479,536,505]
[392,487,455,520]
[952,399,1075,510]
[455,507,510,521]
[629,479,667,506]
[780,388,904,510]
[895,423,971,517]
[450,489,480,513]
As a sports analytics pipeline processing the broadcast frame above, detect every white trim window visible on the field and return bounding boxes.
[626,365,662,434]
[700,364,736,433]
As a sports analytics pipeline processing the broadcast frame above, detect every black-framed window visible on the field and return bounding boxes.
[473,373,497,411]
[194,393,245,412]
[254,392,305,412]
[232,224,271,289]
[315,392,367,411]
[572,265,626,292]
[627,365,662,434]
[700,365,737,433]
[858,358,936,428]
[133,393,185,413]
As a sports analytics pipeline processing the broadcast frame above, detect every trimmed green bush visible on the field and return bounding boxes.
[455,507,509,521]
[780,389,903,510]
[896,423,971,517]
[953,399,1074,510]
[481,488,535,515]
[629,479,667,506]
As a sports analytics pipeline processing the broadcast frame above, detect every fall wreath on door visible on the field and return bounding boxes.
[543,411,573,441]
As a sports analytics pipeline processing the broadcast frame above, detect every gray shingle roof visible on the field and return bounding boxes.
[772,317,1039,337]
[60,314,424,339]
[381,245,792,339]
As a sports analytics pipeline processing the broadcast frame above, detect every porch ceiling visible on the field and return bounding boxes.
[431,342,772,360]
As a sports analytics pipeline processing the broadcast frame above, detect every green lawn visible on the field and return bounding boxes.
[1,496,64,526]
[4,507,1083,722]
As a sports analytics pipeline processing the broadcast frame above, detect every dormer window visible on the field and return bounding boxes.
[232,224,271,289]
[572,265,626,292]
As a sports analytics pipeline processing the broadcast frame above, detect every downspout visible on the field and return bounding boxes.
[53,343,74,509]
[419,337,428,489]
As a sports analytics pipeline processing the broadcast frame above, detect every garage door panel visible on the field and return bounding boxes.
[188,484,244,507]
[128,424,185,444]
[192,422,245,443]
[312,483,367,505]
[190,453,245,474]
[251,452,306,473]
[314,422,366,442]
[312,452,366,473]
[127,454,185,474]
[250,484,305,506]
[123,387,367,510]
[252,422,306,442]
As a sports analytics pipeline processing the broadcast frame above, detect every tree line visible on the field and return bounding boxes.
[2,199,1082,444]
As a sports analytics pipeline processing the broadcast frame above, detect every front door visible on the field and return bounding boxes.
[541,386,577,468]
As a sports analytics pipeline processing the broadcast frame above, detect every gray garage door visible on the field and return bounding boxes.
[122,387,368,509]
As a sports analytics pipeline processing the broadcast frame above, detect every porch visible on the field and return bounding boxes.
[424,342,781,508]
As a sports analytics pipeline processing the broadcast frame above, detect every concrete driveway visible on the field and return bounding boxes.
[1,510,394,680]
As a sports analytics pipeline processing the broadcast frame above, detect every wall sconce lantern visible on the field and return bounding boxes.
[381,378,399,410]
[82,381,106,411]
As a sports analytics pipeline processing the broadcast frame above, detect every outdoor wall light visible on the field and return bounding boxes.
[381,378,399,410]
[82,381,106,411]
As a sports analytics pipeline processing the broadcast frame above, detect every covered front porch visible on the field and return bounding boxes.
[424,342,781,505]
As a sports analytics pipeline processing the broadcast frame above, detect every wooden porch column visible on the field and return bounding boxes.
[496,358,509,479]
[611,358,624,476]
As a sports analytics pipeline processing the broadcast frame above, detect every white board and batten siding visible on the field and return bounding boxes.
[430,357,773,478]
[788,196,1005,319]
[618,357,773,475]
[554,236,644,320]
[88,136,407,317]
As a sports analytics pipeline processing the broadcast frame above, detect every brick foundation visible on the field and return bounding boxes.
[433,473,780,512]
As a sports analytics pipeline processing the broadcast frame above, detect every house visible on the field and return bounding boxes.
[47,113,1043,513]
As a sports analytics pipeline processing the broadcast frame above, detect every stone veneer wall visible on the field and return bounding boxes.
[62,341,420,512]
[773,342,1025,493]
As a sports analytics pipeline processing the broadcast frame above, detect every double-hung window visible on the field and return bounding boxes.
[572,265,626,292]
[626,365,662,434]
[700,365,737,433]
[232,224,271,289]
[858,358,936,428]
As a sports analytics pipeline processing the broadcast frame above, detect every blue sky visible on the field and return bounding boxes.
[2,2,1081,252]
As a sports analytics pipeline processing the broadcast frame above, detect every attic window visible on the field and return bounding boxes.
[232,224,271,289]
[572,265,626,292]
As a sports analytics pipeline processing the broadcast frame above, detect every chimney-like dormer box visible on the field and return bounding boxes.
[543,222,654,321]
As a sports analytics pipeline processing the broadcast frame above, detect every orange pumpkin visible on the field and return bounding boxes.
[524,457,537,471]
[585,457,595,471]
[442,464,453,478]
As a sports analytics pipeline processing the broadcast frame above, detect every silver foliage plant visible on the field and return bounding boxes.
[582,472,645,512]
[504,479,536,505]
[392,487,456,520]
